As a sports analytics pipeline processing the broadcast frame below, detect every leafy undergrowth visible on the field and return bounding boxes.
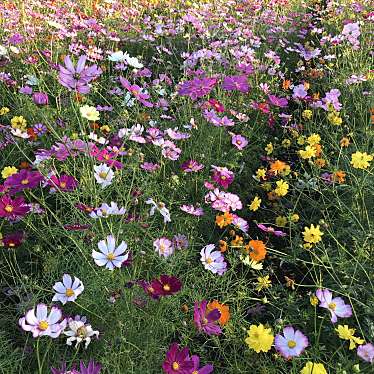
[0,0,373,373]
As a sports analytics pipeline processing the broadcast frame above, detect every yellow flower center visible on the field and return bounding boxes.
[206,257,213,264]
[38,320,49,331]
[65,288,75,297]
[202,317,208,325]
[106,252,115,261]
[287,340,296,348]
[4,205,13,213]
[172,362,179,370]
[99,172,108,179]
[21,179,29,185]
[60,182,67,188]
[163,284,171,291]
[192,371,198,374]
[221,175,226,180]
[328,302,336,311]
[76,326,87,337]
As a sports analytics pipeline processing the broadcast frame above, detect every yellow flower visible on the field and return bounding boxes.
[282,139,291,148]
[80,105,100,121]
[300,362,327,374]
[299,145,316,159]
[297,136,305,145]
[290,213,300,222]
[249,196,261,211]
[310,295,319,306]
[303,224,323,244]
[262,182,272,192]
[307,133,321,146]
[275,216,287,227]
[256,275,272,291]
[256,168,266,180]
[0,107,10,115]
[100,125,111,132]
[265,143,273,155]
[274,180,289,197]
[302,109,313,120]
[1,166,18,179]
[350,151,373,169]
[245,324,274,353]
[335,325,364,350]
[10,116,27,130]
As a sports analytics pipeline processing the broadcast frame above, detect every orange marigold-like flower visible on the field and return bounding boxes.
[219,240,228,253]
[215,212,233,228]
[207,300,230,325]
[269,160,287,175]
[333,170,346,184]
[313,144,322,157]
[231,235,243,247]
[246,240,267,261]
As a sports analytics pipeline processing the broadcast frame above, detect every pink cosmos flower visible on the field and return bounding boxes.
[274,326,309,359]
[232,215,248,233]
[357,343,374,363]
[162,343,194,374]
[222,75,249,93]
[19,303,66,338]
[257,223,286,237]
[4,169,44,193]
[119,77,153,107]
[161,140,181,161]
[178,77,217,100]
[211,166,234,189]
[0,194,30,220]
[141,162,160,172]
[180,204,204,216]
[181,160,204,172]
[316,288,352,323]
[153,237,174,258]
[48,175,78,192]
[231,134,248,150]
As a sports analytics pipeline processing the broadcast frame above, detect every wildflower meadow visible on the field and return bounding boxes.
[0,0,373,373]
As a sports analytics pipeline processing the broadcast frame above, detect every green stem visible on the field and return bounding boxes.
[36,338,42,374]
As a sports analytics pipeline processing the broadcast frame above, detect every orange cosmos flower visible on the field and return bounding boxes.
[231,235,243,247]
[269,160,287,175]
[207,300,230,325]
[219,240,228,253]
[282,79,291,90]
[215,212,233,228]
[332,170,346,184]
[246,240,267,261]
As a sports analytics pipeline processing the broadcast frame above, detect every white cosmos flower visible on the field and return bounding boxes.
[88,132,108,145]
[11,128,30,138]
[64,318,99,349]
[80,105,100,121]
[94,163,114,188]
[52,274,84,305]
[108,50,129,63]
[145,198,171,223]
[92,235,129,270]
[89,202,126,218]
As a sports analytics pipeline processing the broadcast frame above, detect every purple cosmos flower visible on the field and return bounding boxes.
[4,169,44,193]
[58,55,102,94]
[211,166,234,189]
[268,94,288,108]
[119,77,153,107]
[357,343,374,363]
[172,234,189,250]
[166,128,190,140]
[2,231,24,248]
[178,77,217,100]
[191,355,214,374]
[257,224,286,237]
[274,326,309,359]
[292,84,308,100]
[316,289,352,323]
[141,162,160,172]
[32,92,49,105]
[194,300,222,336]
[200,244,227,275]
[180,205,204,216]
[222,75,249,93]
[0,194,30,220]
[161,140,181,161]
[162,343,194,374]
[181,160,204,172]
[51,360,102,374]
[153,237,174,257]
[232,215,249,233]
[52,274,84,305]
[48,175,78,192]
[150,275,182,297]
[19,303,66,338]
[19,86,33,95]
[231,134,248,150]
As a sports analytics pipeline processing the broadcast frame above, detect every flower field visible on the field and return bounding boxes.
[0,0,373,373]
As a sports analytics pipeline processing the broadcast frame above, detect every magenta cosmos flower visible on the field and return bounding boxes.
[2,231,24,248]
[150,275,182,297]
[48,174,78,192]
[0,194,30,219]
[316,289,352,323]
[51,360,102,374]
[222,75,249,93]
[211,165,234,189]
[268,94,288,108]
[4,169,44,193]
[58,55,102,94]
[162,343,194,374]
[19,303,66,338]
[119,77,153,107]
[274,326,309,359]
[357,343,374,363]
[181,160,204,172]
[231,134,248,150]
[32,92,49,106]
[257,224,286,237]
[178,77,217,100]
[191,355,214,374]
[194,300,222,336]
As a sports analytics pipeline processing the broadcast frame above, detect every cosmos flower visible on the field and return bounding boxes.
[32,92,49,105]
[51,360,102,374]
[150,275,182,297]
[180,204,204,216]
[4,169,43,193]
[172,234,189,250]
[350,151,373,169]
[191,355,214,374]
[64,317,99,349]
[0,194,30,220]
[357,343,374,363]
[207,300,230,325]
[256,224,286,237]
[211,166,234,189]
[180,160,204,172]
[193,300,222,336]
[316,289,352,323]
[162,343,194,374]
[92,235,129,270]
[89,202,126,218]
[146,198,171,223]
[119,77,153,107]
[245,324,274,353]
[274,326,309,359]
[52,274,84,305]
[19,303,66,338]
[48,174,78,192]
[231,134,248,150]
[200,244,227,275]
[178,77,217,100]
[94,164,115,188]
[222,75,249,93]
[153,237,174,258]
[2,231,24,248]
[300,362,327,374]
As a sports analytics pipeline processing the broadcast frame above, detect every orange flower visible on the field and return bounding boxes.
[219,240,228,253]
[269,160,287,175]
[314,158,326,168]
[215,212,233,228]
[333,170,346,184]
[340,137,350,147]
[231,235,243,247]
[282,79,291,90]
[246,240,267,261]
[207,300,230,325]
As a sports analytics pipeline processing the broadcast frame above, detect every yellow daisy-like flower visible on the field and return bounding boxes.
[310,295,319,306]
[302,109,313,120]
[290,213,300,222]
[80,105,100,122]
[275,215,287,227]
[245,324,274,353]
[307,133,321,146]
[255,275,272,291]
[265,143,273,155]
[248,196,261,211]
[299,145,317,159]
[10,116,27,130]
[1,166,18,179]
[0,107,10,115]
[274,180,289,197]
[350,151,373,170]
[335,325,364,350]
[300,362,327,374]
[303,224,323,244]
[256,168,266,180]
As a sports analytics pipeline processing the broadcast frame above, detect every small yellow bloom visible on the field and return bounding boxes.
[290,213,300,222]
[297,136,305,145]
[10,116,27,130]
[274,180,289,197]
[335,325,364,350]
[275,216,287,227]
[282,139,291,148]
[300,362,327,374]
[303,224,323,244]
[80,105,100,121]
[265,143,273,155]
[245,324,274,353]
[302,109,313,120]
[1,166,18,179]
[350,151,373,169]
[299,145,317,159]
[310,295,319,306]
[0,107,10,115]
[307,133,321,146]
[249,196,261,211]
[256,275,272,291]
[256,168,266,180]
[100,125,111,132]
